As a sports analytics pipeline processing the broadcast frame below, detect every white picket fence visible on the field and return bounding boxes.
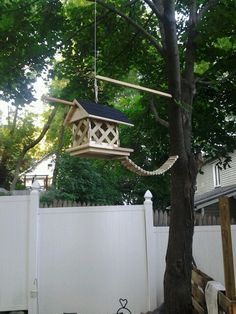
[0,187,236,314]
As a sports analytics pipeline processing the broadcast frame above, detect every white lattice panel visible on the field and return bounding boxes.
[72,119,89,147]
[90,120,119,147]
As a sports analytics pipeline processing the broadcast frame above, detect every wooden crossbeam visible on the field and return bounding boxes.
[42,95,75,106]
[95,75,172,98]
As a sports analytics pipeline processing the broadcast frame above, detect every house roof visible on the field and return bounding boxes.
[194,184,236,210]
[77,99,133,125]
[20,154,55,176]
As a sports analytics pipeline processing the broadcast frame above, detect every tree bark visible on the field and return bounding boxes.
[162,2,198,313]
[164,153,196,314]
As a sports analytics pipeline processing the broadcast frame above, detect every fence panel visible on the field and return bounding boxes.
[154,210,235,226]
[38,205,150,314]
[1,193,235,313]
[0,195,30,312]
[153,224,236,305]
[40,199,110,208]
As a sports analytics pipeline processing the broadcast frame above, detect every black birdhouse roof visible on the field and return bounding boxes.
[77,99,133,126]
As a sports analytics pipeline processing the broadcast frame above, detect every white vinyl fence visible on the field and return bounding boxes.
[0,186,236,314]
[154,225,236,304]
[0,195,29,312]
[38,203,152,314]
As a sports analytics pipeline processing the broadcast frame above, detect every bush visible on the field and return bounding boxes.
[40,187,76,206]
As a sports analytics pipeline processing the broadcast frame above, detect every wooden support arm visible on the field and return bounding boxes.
[42,95,75,106]
[96,75,172,98]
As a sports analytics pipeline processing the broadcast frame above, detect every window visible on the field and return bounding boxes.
[213,164,221,187]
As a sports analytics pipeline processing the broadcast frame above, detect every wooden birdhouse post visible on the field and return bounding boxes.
[64,99,134,159]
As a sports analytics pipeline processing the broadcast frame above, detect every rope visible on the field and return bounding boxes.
[120,155,178,176]
[92,0,176,175]
[94,0,98,103]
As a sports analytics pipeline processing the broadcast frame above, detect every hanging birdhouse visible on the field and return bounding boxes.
[44,95,178,175]
[63,99,134,159]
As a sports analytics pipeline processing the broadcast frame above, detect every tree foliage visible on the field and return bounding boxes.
[0,0,64,188]
[41,153,124,205]
[0,0,63,105]
[0,105,58,189]
[0,109,40,188]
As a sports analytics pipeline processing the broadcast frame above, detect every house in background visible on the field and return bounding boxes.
[21,154,55,190]
[195,150,236,220]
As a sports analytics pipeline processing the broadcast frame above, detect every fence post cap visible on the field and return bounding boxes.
[31,180,41,191]
[144,190,153,201]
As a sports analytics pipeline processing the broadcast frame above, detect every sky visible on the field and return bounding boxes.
[0,77,49,125]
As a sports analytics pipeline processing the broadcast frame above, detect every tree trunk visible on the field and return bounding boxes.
[162,1,198,313]
[164,144,197,314]
[10,150,26,192]
[10,104,19,135]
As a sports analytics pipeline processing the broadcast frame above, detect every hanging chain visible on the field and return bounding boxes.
[94,0,98,103]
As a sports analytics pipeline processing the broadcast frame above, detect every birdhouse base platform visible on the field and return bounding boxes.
[66,144,134,160]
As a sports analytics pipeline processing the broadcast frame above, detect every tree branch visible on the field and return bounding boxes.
[150,97,169,128]
[153,0,166,49]
[103,11,154,70]
[196,70,236,86]
[123,0,139,7]
[88,0,164,56]
[162,1,181,99]
[143,0,163,20]
[24,107,58,151]
[10,106,58,191]
[182,0,197,95]
[197,0,219,22]
[10,105,19,135]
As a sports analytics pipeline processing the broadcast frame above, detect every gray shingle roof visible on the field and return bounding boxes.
[194,184,236,209]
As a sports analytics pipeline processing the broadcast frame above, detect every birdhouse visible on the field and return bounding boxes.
[64,99,134,159]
